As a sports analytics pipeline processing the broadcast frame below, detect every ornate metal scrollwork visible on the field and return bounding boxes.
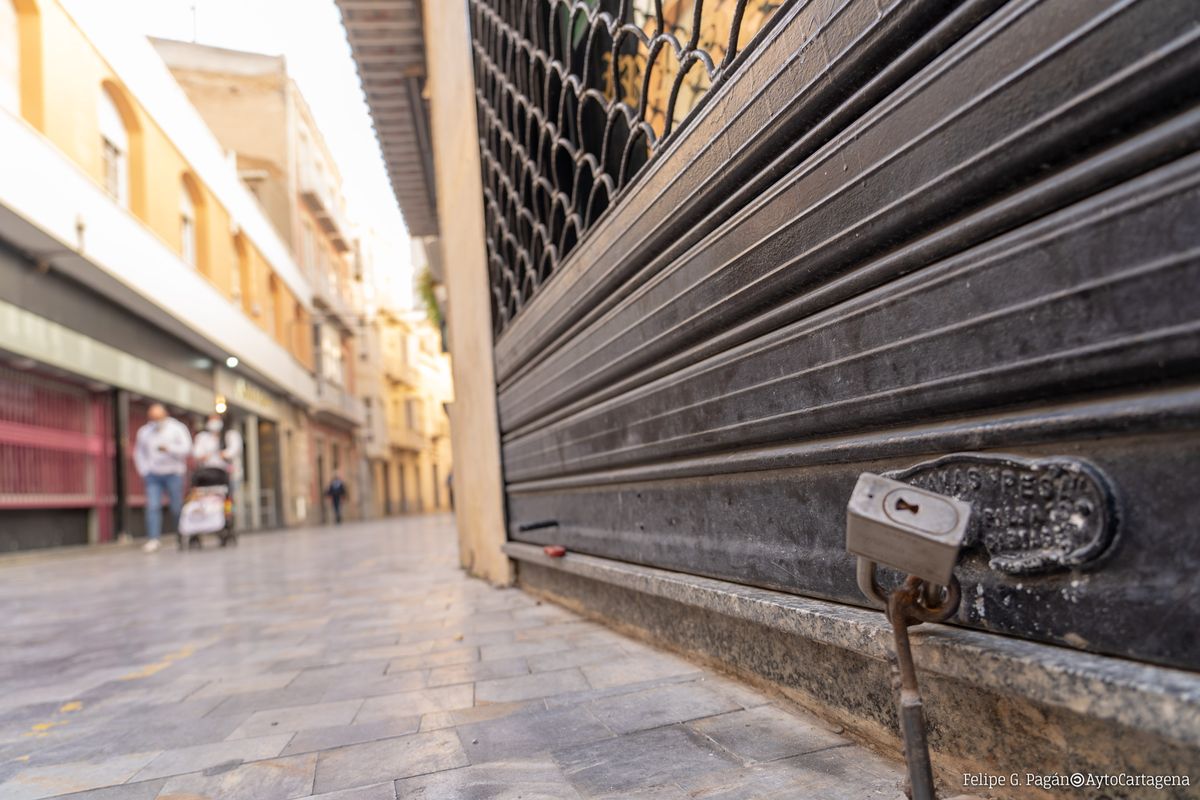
[469,0,783,334]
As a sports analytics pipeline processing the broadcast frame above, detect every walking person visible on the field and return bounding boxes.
[192,413,243,524]
[325,472,348,524]
[133,403,192,553]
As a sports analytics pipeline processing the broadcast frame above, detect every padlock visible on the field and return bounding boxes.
[846,473,970,586]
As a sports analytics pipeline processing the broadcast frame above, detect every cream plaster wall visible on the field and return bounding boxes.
[422,0,512,584]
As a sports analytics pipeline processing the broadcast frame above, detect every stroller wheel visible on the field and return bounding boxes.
[188,536,203,550]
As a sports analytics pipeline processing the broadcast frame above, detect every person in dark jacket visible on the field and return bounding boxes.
[326,473,348,524]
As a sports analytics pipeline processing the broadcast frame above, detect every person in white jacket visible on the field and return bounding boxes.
[192,413,243,523]
[133,403,192,552]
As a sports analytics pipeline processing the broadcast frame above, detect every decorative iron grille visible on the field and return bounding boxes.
[470,0,783,334]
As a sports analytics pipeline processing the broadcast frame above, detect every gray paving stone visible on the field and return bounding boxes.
[226,699,364,740]
[526,645,627,673]
[156,751,318,800]
[553,725,739,796]
[542,673,704,710]
[512,621,603,642]
[384,646,478,675]
[478,639,572,662]
[426,657,528,688]
[680,749,905,799]
[592,786,690,800]
[419,700,541,732]
[580,655,702,690]
[202,685,331,718]
[18,711,249,768]
[454,631,517,647]
[190,671,300,698]
[312,730,468,794]
[474,669,589,704]
[692,674,773,711]
[281,716,422,756]
[354,685,474,724]
[457,705,614,763]
[392,758,581,800]
[342,642,437,663]
[288,661,391,692]
[129,733,292,781]
[320,669,429,702]
[0,751,159,800]
[587,682,741,735]
[309,781,397,799]
[38,779,167,799]
[687,705,850,763]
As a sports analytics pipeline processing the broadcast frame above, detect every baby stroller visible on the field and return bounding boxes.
[178,466,236,549]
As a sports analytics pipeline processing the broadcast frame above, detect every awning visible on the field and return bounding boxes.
[334,0,439,237]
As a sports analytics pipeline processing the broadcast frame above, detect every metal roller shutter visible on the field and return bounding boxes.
[471,0,1200,670]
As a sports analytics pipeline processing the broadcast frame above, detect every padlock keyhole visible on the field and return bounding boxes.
[895,497,920,515]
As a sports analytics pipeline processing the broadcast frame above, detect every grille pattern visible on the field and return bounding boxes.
[470,0,782,334]
[0,366,115,540]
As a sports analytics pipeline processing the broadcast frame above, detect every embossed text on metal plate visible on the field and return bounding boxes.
[886,454,1117,575]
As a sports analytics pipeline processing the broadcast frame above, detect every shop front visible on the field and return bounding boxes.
[214,368,289,530]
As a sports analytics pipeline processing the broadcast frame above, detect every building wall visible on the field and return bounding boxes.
[9,1,312,370]
[146,41,293,246]
[422,0,510,582]
[378,311,454,516]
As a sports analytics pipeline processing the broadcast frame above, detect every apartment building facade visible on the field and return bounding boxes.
[357,234,454,520]
[149,38,370,526]
[0,0,450,549]
[376,306,453,516]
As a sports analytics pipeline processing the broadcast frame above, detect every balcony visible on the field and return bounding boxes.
[384,355,420,388]
[314,376,364,427]
[361,423,389,460]
[298,155,351,253]
[312,273,357,332]
[388,425,425,452]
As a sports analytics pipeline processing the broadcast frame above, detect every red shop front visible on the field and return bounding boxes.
[0,364,116,551]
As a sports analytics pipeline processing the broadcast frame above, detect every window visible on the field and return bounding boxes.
[180,185,197,267]
[98,88,129,206]
[301,221,316,276]
[293,301,304,355]
[267,275,282,341]
[319,324,344,386]
[0,1,18,116]
[405,398,423,432]
[232,233,249,304]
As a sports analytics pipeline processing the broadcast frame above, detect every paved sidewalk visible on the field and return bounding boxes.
[0,516,905,799]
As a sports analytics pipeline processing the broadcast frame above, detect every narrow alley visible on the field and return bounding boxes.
[0,518,906,799]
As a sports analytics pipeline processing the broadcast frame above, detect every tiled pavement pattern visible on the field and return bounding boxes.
[0,516,906,799]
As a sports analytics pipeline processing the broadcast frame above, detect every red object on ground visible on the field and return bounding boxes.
[543,545,567,558]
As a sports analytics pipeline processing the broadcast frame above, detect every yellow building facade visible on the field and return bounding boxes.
[3,0,313,369]
[377,309,454,515]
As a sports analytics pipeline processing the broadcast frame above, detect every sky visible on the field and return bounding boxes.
[112,0,413,308]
